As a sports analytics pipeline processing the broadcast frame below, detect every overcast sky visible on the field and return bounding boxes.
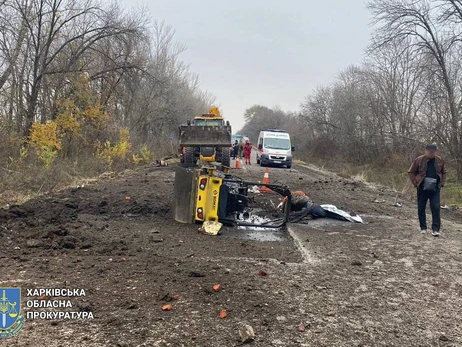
[124,0,371,130]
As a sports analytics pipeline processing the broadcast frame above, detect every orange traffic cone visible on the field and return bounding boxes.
[260,168,272,193]
[235,156,242,169]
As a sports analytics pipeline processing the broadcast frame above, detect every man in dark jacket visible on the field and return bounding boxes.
[408,144,446,236]
[232,140,239,159]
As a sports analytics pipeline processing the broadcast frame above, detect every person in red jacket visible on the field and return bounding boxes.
[243,140,252,165]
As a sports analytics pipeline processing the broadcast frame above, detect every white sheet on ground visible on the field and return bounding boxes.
[320,204,363,223]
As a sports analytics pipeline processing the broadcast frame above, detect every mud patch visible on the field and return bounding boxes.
[1,161,462,347]
[221,228,287,242]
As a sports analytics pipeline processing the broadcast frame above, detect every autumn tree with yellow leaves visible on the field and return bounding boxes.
[0,2,212,171]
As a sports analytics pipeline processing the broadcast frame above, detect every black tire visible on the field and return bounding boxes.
[287,165,292,169]
[256,156,260,164]
[216,148,223,162]
[221,148,231,167]
[183,147,195,167]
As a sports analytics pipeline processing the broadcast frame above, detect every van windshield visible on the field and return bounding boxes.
[264,138,291,150]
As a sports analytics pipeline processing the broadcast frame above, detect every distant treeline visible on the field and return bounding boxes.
[240,0,462,181]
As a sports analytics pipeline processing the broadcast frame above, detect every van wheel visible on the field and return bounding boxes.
[256,157,260,164]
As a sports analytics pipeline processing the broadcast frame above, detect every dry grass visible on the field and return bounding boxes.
[298,152,462,206]
[0,153,179,208]
[0,159,99,207]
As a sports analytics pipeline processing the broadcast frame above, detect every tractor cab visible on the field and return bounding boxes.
[179,107,232,167]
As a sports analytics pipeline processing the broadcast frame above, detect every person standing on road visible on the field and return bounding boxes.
[233,140,239,159]
[243,140,252,165]
[408,144,446,237]
[238,139,244,159]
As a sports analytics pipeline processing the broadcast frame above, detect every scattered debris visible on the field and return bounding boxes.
[213,284,221,292]
[258,270,267,276]
[237,213,275,230]
[373,199,386,203]
[219,309,227,319]
[198,221,223,236]
[160,293,173,302]
[26,239,42,248]
[189,271,205,278]
[351,260,362,266]
[298,324,306,332]
[439,335,449,342]
[155,160,169,167]
[125,196,131,201]
[320,204,363,223]
[239,325,255,343]
[61,238,76,249]
[127,303,138,310]
[172,295,180,301]
[161,305,172,311]
[70,184,85,193]
[248,186,260,194]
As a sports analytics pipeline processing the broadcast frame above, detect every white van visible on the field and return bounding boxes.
[256,130,293,168]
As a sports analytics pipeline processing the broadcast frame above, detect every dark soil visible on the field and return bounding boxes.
[1,159,461,347]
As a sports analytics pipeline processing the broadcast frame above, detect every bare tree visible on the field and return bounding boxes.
[365,39,426,152]
[369,0,462,179]
[0,0,28,90]
[4,0,142,133]
[0,0,215,166]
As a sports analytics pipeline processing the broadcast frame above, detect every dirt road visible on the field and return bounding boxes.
[1,155,462,347]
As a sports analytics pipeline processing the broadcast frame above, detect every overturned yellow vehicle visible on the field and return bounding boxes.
[172,165,292,228]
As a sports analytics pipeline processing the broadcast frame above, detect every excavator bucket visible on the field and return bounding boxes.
[179,125,232,147]
[173,166,199,224]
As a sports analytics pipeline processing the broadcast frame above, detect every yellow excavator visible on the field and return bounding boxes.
[172,165,292,228]
[179,107,232,167]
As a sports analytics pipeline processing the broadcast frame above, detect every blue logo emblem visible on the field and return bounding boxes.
[0,288,24,338]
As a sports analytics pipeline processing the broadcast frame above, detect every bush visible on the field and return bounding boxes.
[133,144,154,165]
[29,121,62,168]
